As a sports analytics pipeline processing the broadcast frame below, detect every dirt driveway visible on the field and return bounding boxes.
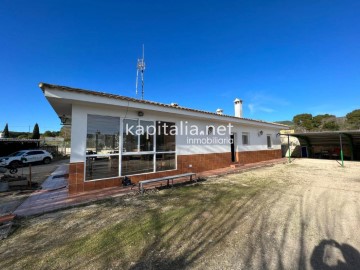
[197,159,360,269]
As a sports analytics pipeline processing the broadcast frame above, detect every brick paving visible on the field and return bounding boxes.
[0,214,16,224]
[13,158,287,217]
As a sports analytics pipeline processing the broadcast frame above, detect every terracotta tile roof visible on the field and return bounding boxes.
[39,82,288,128]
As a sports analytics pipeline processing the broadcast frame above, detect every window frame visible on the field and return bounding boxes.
[121,119,176,176]
[122,119,155,154]
[85,114,121,181]
[84,115,177,181]
[242,132,250,145]
[155,121,176,152]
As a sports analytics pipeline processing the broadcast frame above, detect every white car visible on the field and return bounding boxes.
[0,150,53,168]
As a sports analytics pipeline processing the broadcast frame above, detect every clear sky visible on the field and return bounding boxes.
[1,0,359,132]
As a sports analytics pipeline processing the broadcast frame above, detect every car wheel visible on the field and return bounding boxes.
[9,168,18,174]
[43,157,52,164]
[9,160,22,168]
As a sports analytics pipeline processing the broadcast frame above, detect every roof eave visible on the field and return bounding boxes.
[39,82,288,129]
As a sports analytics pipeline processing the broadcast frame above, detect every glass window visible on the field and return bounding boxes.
[9,151,25,157]
[242,132,249,145]
[85,115,120,181]
[120,120,175,176]
[267,135,272,148]
[139,120,154,152]
[156,153,176,172]
[85,117,177,178]
[86,156,119,181]
[26,151,44,155]
[121,155,154,175]
[122,119,139,153]
[156,121,176,152]
[87,115,120,154]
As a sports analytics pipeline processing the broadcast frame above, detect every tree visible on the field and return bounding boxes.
[32,123,40,139]
[17,134,28,139]
[313,114,336,130]
[15,132,29,138]
[346,109,360,129]
[3,123,9,138]
[60,126,71,141]
[322,120,339,131]
[43,130,58,137]
[293,113,313,131]
[312,115,322,129]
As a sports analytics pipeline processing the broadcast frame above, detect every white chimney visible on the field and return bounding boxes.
[234,98,243,118]
[216,108,223,115]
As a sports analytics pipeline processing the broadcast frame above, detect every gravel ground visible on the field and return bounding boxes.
[194,158,360,269]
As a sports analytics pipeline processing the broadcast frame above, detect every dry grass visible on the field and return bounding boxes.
[1,159,360,269]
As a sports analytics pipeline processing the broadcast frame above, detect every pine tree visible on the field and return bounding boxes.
[3,123,9,138]
[293,113,314,131]
[346,109,360,129]
[32,123,40,139]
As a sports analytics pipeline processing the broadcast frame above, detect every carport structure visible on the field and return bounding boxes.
[285,130,360,166]
[0,138,41,157]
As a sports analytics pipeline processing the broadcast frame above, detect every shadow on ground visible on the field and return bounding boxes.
[311,239,360,270]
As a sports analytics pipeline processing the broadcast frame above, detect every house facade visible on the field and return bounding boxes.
[40,83,285,194]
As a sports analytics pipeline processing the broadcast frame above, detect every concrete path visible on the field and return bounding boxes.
[13,164,137,217]
[14,165,69,216]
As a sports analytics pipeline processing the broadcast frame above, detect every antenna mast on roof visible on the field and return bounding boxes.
[136,44,145,100]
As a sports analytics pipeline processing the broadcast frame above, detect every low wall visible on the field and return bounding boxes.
[68,149,282,194]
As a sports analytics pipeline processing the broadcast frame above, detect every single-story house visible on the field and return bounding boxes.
[39,83,286,194]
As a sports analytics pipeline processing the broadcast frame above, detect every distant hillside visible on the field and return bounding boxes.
[3,131,62,139]
[274,120,294,127]
[8,131,31,139]
[281,109,360,131]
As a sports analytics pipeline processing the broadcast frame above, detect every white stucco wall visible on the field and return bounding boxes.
[70,103,282,163]
[70,105,88,162]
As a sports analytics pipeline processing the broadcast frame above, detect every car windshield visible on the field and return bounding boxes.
[8,151,26,157]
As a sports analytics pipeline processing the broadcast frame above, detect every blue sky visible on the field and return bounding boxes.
[1,0,359,132]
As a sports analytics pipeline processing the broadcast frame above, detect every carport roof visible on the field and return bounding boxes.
[286,130,360,146]
[0,138,41,142]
